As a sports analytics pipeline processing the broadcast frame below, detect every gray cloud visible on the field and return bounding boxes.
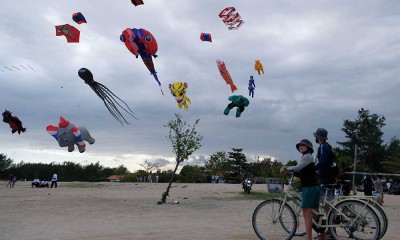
[0,1,399,171]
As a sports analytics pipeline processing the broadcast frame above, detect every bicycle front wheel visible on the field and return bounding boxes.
[252,199,297,240]
[328,200,380,240]
[363,200,388,239]
[286,197,306,237]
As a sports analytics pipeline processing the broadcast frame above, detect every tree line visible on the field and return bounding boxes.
[1,108,400,184]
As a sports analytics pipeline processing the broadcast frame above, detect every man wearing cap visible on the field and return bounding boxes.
[314,128,336,240]
[314,128,336,202]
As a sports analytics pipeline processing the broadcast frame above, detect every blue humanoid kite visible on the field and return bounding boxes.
[248,76,255,98]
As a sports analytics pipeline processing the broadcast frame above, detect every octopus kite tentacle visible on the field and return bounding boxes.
[93,82,137,124]
[78,68,137,125]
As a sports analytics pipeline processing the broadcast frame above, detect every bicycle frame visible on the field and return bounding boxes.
[283,173,377,230]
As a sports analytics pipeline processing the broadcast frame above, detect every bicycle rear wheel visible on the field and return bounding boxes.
[328,200,380,240]
[252,199,297,240]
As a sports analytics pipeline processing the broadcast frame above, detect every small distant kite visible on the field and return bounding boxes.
[248,76,255,98]
[224,95,250,118]
[55,24,80,43]
[218,7,244,30]
[2,110,26,134]
[72,12,87,24]
[200,33,212,42]
[78,68,137,125]
[131,0,144,6]
[1,65,34,72]
[46,117,95,153]
[254,60,264,75]
[169,82,191,110]
[120,28,163,94]
[216,59,237,93]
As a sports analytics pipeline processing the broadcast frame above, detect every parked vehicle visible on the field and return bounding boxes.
[392,183,400,195]
[242,178,253,194]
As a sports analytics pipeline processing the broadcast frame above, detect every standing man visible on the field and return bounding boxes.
[314,128,336,201]
[51,173,58,188]
[362,169,373,196]
[314,128,336,240]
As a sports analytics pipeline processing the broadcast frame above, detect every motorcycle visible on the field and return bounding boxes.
[242,178,253,194]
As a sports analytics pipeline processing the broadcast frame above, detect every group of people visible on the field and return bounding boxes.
[136,173,159,183]
[361,171,392,205]
[279,127,337,240]
[31,173,58,188]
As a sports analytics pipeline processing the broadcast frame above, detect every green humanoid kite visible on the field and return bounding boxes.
[224,95,250,118]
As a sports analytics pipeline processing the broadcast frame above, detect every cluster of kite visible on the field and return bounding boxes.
[0,65,34,72]
[1,109,95,153]
[18,3,270,153]
[55,12,87,43]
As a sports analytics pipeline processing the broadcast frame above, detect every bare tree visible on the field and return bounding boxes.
[139,160,160,173]
[159,114,203,203]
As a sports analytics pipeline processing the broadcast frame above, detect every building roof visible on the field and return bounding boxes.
[107,175,123,180]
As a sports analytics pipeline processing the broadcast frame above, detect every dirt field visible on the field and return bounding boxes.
[0,181,398,240]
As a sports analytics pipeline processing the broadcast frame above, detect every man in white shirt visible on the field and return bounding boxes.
[31,178,40,188]
[51,173,58,188]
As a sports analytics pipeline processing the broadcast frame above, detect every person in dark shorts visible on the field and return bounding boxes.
[281,139,319,240]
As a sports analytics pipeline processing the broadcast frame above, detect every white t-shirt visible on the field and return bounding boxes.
[52,174,58,181]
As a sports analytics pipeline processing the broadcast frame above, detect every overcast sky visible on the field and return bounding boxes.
[0,0,399,172]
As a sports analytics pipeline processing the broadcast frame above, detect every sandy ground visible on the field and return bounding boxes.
[0,181,399,240]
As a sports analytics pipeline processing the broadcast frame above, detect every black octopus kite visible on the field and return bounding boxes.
[78,68,137,125]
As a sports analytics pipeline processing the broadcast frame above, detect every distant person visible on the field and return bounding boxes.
[51,173,58,188]
[280,139,319,240]
[6,173,14,188]
[31,178,40,188]
[12,174,17,187]
[156,175,159,183]
[362,169,373,196]
[373,175,384,205]
[386,180,392,194]
[40,180,49,188]
[148,172,153,183]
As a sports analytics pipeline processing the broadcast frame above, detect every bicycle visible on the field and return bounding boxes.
[335,180,388,239]
[252,172,381,240]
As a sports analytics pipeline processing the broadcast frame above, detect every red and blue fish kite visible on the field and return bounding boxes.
[72,12,87,24]
[120,28,163,94]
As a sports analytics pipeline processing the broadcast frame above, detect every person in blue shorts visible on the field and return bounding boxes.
[281,139,319,240]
